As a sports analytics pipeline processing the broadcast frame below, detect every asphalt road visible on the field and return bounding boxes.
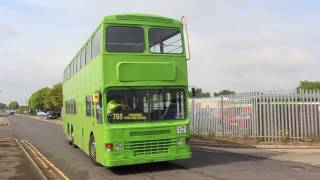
[6,115,320,180]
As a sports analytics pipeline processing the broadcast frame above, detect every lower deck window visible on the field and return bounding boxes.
[85,96,92,116]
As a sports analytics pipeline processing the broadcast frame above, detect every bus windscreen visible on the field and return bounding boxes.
[107,89,185,122]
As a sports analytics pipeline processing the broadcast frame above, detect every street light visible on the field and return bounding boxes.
[0,90,3,111]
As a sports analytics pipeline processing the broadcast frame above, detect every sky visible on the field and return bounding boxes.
[1,0,320,105]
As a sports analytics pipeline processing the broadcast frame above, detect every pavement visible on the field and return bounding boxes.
[195,145,320,168]
[191,137,320,168]
[0,138,43,180]
[191,138,320,149]
[0,117,9,126]
[0,117,42,180]
[3,114,320,180]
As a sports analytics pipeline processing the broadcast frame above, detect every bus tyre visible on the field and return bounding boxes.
[67,126,72,145]
[89,135,99,165]
[68,133,72,145]
[71,131,77,148]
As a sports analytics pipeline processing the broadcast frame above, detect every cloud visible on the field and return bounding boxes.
[0,22,17,44]
[1,0,320,104]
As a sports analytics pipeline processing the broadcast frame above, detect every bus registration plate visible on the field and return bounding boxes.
[177,125,186,134]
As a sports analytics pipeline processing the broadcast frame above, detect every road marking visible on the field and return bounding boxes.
[21,139,70,180]
[14,138,48,180]
[0,137,14,141]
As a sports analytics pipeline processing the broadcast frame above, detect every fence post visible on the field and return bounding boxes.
[221,96,224,138]
[191,98,195,134]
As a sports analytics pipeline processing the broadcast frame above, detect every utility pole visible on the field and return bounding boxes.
[0,90,2,111]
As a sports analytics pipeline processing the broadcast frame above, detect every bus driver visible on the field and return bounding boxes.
[107,95,127,115]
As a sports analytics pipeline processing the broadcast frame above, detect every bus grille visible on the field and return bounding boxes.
[125,139,176,156]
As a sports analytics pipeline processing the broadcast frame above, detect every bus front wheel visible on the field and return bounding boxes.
[89,135,99,165]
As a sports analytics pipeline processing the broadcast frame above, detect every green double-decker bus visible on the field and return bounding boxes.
[63,13,191,167]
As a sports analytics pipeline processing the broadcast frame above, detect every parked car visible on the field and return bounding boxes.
[4,110,14,116]
[46,111,58,119]
[37,112,47,117]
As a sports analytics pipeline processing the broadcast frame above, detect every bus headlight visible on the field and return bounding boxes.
[178,138,185,145]
[114,143,123,151]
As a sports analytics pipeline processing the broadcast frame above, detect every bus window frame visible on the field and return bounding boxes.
[104,87,188,124]
[148,27,185,55]
[105,25,146,53]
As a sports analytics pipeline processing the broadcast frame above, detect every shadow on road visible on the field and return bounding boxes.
[109,161,187,175]
[177,146,264,169]
[109,146,269,176]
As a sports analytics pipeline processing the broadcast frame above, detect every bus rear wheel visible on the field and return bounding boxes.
[71,131,78,148]
[67,125,73,145]
[89,135,99,165]
[71,128,77,148]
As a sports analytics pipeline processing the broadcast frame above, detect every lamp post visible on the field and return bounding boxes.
[0,90,2,111]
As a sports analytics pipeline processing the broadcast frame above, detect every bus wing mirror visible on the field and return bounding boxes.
[93,93,100,103]
[181,16,191,61]
[191,88,196,97]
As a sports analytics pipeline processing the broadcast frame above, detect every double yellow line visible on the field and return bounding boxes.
[16,138,69,180]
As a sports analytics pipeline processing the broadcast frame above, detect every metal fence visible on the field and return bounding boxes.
[190,90,320,141]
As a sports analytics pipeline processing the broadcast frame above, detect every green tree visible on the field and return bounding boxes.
[47,83,63,111]
[213,90,235,97]
[9,101,19,110]
[18,106,28,113]
[189,88,211,98]
[28,83,63,112]
[297,81,320,91]
[28,87,50,111]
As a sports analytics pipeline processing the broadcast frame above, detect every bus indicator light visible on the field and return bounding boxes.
[105,143,113,152]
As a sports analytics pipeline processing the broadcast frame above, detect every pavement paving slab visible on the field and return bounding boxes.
[0,118,42,180]
[0,117,9,126]
[0,138,42,180]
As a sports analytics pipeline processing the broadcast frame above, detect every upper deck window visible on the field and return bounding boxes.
[106,27,144,53]
[149,28,183,54]
[92,27,102,58]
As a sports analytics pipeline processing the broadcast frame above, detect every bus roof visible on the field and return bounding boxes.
[64,13,183,72]
[102,13,183,27]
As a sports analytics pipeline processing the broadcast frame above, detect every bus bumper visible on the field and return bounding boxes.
[103,152,191,167]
